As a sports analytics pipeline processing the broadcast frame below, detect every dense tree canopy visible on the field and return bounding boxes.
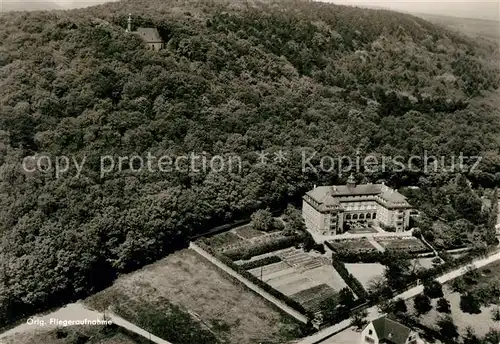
[0,0,499,324]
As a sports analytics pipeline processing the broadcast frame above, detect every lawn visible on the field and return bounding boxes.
[201,231,245,252]
[410,257,441,271]
[233,224,266,239]
[407,260,500,338]
[344,263,386,289]
[322,326,361,344]
[86,249,304,344]
[408,285,499,338]
[468,260,500,293]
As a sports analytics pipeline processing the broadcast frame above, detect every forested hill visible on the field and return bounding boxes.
[1,0,500,324]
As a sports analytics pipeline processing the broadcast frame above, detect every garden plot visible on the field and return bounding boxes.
[250,263,294,281]
[327,238,379,254]
[248,248,347,311]
[345,263,386,289]
[290,284,339,313]
[201,225,295,258]
[273,276,319,295]
[374,237,429,254]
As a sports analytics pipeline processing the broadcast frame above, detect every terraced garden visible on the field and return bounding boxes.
[290,284,339,313]
[245,248,345,313]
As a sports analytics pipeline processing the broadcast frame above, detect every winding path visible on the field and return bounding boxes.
[0,303,172,344]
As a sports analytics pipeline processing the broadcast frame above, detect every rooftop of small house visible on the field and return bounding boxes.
[368,316,413,344]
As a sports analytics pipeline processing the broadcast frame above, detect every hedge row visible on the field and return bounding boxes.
[197,242,310,317]
[224,234,304,261]
[326,242,432,263]
[239,256,282,270]
[331,256,369,299]
[324,244,384,263]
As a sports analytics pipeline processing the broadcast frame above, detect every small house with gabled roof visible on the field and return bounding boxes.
[361,316,420,344]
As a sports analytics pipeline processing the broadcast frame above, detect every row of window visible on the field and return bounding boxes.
[345,213,376,220]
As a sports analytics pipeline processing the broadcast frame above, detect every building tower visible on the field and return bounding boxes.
[126,13,132,33]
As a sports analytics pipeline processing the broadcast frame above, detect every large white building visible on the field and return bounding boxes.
[302,175,413,236]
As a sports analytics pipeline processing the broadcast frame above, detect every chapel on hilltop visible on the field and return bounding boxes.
[126,14,164,51]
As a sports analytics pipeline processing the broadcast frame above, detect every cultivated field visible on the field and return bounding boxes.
[201,224,295,258]
[417,13,500,43]
[290,284,338,314]
[374,237,429,253]
[344,263,386,289]
[86,249,303,344]
[248,248,345,313]
[327,238,378,253]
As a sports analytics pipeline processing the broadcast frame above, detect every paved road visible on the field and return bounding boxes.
[190,243,308,323]
[0,303,172,344]
[298,250,500,344]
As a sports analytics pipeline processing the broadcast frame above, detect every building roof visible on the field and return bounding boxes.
[330,184,382,196]
[379,188,407,203]
[306,186,341,206]
[305,182,410,209]
[370,316,412,344]
[136,28,163,43]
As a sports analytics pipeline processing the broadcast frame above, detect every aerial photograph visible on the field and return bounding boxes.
[0,0,499,343]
